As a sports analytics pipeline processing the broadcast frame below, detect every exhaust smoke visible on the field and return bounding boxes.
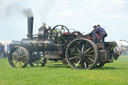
[23,8,33,17]
[0,0,56,40]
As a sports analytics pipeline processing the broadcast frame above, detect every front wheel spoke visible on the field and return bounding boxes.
[39,60,42,64]
[13,54,18,57]
[19,61,22,67]
[17,50,22,56]
[22,56,26,61]
[13,56,17,60]
[40,59,44,62]
[20,54,26,58]
[36,61,39,66]
[14,60,18,65]
[21,57,26,61]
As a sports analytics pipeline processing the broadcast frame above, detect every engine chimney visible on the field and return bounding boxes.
[27,17,33,39]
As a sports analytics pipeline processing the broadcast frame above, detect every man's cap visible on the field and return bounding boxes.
[93,25,97,28]
[97,24,100,27]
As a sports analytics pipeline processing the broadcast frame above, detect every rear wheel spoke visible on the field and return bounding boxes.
[84,47,92,54]
[70,49,79,53]
[85,54,94,57]
[81,44,85,52]
[69,56,78,60]
[88,50,95,53]
[77,48,80,53]
[84,62,87,68]
[87,57,94,62]
[76,60,81,67]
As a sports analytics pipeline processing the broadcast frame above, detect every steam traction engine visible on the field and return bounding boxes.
[8,17,120,70]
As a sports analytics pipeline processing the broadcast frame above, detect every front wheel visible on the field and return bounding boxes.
[29,58,47,67]
[29,52,47,67]
[65,38,98,70]
[8,46,29,68]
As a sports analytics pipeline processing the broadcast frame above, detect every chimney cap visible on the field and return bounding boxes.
[42,22,46,27]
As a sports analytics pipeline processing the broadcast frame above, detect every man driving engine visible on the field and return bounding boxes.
[89,25,98,44]
[95,25,107,50]
[89,25,108,50]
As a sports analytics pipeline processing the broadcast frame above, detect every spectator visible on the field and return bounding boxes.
[0,43,5,57]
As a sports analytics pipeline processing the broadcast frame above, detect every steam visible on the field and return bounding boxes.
[23,8,33,17]
[0,0,56,19]
[0,0,56,40]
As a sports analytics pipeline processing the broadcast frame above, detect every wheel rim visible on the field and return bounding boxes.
[66,38,98,70]
[8,46,29,68]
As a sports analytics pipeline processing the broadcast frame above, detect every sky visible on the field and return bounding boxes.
[0,0,128,41]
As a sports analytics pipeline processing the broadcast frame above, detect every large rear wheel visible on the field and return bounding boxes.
[65,38,98,70]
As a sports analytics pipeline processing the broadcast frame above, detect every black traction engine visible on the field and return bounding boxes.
[8,17,120,70]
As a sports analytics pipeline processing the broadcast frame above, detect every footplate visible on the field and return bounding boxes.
[99,50,112,62]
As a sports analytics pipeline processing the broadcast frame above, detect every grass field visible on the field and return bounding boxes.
[0,56,128,85]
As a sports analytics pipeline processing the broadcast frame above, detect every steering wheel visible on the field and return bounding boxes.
[51,25,70,45]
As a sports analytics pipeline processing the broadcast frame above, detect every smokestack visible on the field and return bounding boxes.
[22,8,33,39]
[27,17,33,39]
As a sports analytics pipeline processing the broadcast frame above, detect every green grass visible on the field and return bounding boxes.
[0,56,128,85]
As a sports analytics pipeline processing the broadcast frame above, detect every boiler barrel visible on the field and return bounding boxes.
[21,39,56,52]
[21,39,35,51]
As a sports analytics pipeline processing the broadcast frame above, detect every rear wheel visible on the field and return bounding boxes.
[8,46,29,68]
[65,38,98,70]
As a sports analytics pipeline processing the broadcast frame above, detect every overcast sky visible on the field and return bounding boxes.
[0,0,128,41]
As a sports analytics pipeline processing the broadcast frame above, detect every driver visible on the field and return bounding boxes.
[89,25,108,50]
[89,25,98,44]
[95,25,107,50]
